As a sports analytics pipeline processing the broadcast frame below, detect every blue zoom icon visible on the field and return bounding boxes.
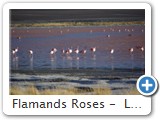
[137,75,158,96]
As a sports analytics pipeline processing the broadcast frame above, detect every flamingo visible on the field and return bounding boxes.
[61,49,65,55]
[64,47,73,57]
[67,47,73,55]
[74,48,79,54]
[12,49,16,59]
[74,47,80,67]
[135,46,144,52]
[65,50,70,55]
[64,48,73,68]
[110,49,114,54]
[129,48,134,53]
[50,50,54,55]
[15,47,18,53]
[12,47,18,59]
[29,50,33,59]
[28,50,33,69]
[50,48,57,59]
[80,49,87,55]
[50,48,57,54]
[110,49,115,70]
[17,36,21,40]
[140,46,144,52]
[90,47,96,54]
[74,47,79,56]
[12,48,19,69]
[129,48,134,70]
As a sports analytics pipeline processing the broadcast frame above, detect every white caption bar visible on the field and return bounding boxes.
[3,95,151,115]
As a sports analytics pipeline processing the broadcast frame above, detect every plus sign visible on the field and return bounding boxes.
[142,79,153,91]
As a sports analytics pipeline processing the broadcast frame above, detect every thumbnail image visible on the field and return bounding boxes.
[10,9,145,95]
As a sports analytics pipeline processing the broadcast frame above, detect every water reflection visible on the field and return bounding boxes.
[12,57,19,70]
[29,58,33,70]
[91,54,96,69]
[75,57,80,69]
[51,56,57,70]
[66,55,73,68]
[110,55,114,71]
[130,53,134,71]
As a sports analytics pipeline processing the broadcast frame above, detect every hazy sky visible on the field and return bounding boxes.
[11,9,145,23]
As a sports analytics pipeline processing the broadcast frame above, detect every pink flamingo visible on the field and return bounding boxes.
[110,49,114,54]
[129,48,134,70]
[61,49,65,55]
[64,48,73,68]
[140,46,144,52]
[12,49,16,59]
[12,47,18,60]
[15,47,18,53]
[29,50,33,59]
[74,47,79,54]
[129,48,134,53]
[80,49,87,55]
[50,48,57,60]
[65,50,70,55]
[28,50,33,70]
[90,47,96,54]
[50,48,57,54]
[74,47,80,60]
[135,46,144,52]
[68,47,73,54]
[140,46,145,58]
[64,47,73,56]
[110,48,114,70]
[12,48,19,69]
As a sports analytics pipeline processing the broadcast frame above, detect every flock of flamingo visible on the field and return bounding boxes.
[12,45,144,61]
[11,27,145,69]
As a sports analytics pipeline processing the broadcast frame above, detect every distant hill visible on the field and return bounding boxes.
[10,9,145,24]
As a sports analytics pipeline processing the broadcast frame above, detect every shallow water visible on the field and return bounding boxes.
[11,25,145,70]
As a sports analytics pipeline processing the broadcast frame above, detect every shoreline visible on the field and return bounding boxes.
[11,21,144,28]
[11,68,144,77]
[10,68,142,95]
